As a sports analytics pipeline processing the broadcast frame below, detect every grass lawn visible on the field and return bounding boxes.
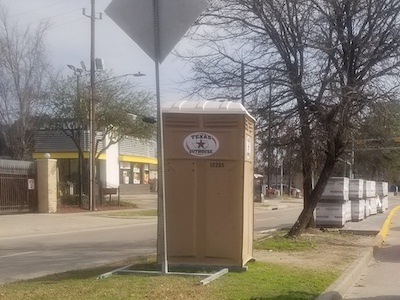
[0,258,337,300]
[0,231,365,300]
[98,209,158,218]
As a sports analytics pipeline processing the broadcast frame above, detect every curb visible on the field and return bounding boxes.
[372,205,400,254]
[316,205,400,300]
[315,249,373,300]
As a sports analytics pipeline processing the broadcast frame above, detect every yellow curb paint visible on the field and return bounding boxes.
[374,205,400,250]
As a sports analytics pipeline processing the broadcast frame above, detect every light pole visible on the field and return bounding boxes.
[89,0,96,211]
[67,65,146,209]
[95,72,146,84]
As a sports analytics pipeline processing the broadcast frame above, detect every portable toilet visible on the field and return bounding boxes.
[158,100,255,268]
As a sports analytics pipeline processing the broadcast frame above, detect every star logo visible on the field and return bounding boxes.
[197,139,206,148]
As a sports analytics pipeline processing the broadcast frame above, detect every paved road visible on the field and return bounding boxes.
[0,214,157,283]
[0,197,302,284]
[254,199,303,232]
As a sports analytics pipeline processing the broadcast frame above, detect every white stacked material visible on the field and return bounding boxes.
[321,177,349,201]
[365,199,371,218]
[376,182,389,213]
[349,179,364,221]
[317,177,351,227]
[351,199,365,221]
[363,180,377,217]
[377,195,386,213]
[349,179,364,200]
[381,195,389,210]
[369,196,378,215]
[376,182,389,197]
[316,202,347,227]
[345,200,352,222]
[363,180,376,198]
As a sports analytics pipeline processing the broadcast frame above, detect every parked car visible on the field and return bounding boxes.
[269,184,301,197]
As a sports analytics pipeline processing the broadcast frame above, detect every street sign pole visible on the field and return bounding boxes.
[105,0,208,276]
[152,0,168,274]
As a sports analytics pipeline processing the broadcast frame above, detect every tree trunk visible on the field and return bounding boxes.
[287,154,337,237]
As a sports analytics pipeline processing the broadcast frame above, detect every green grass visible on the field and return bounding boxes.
[254,231,315,252]
[0,232,349,299]
[99,200,139,209]
[99,209,157,218]
[211,262,336,300]
[0,260,336,300]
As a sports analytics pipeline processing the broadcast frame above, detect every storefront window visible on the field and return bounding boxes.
[133,164,141,184]
[119,162,154,185]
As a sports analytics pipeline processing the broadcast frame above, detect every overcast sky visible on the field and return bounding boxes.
[1,0,199,102]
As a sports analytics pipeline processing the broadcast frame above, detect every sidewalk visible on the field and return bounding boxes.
[318,201,400,300]
[343,205,400,299]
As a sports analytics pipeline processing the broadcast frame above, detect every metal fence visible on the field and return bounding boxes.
[0,159,37,213]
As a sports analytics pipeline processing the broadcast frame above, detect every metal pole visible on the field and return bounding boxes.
[350,141,355,179]
[280,161,283,196]
[77,73,83,204]
[267,78,272,193]
[241,61,245,106]
[153,0,168,274]
[89,0,96,211]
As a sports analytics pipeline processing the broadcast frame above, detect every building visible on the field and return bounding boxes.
[33,130,157,195]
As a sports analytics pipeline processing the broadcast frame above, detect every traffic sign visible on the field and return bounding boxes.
[105,0,207,63]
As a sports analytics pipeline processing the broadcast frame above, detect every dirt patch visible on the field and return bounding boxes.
[254,231,374,272]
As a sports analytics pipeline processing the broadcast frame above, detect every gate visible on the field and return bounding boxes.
[0,159,37,213]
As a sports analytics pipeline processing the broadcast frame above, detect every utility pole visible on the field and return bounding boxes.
[67,64,84,204]
[267,77,272,194]
[241,61,245,107]
[83,1,102,211]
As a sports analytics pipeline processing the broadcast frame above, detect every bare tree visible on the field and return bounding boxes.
[0,8,50,159]
[181,0,400,236]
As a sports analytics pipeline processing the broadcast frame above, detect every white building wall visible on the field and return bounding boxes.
[99,135,120,188]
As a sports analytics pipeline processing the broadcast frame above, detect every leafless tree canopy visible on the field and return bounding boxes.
[0,8,50,159]
[181,0,400,235]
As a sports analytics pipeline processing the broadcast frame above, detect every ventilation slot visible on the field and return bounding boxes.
[203,116,240,128]
[245,119,254,134]
[163,115,200,127]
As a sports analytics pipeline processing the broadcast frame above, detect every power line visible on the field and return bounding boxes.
[7,1,85,29]
[51,16,87,29]
[9,0,81,17]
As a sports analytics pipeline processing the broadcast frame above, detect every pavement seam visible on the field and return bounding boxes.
[316,205,400,300]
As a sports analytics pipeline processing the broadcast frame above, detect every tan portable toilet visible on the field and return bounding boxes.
[158,100,255,268]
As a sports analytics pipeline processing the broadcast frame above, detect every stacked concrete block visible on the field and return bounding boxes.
[321,177,349,201]
[316,202,348,227]
[376,196,384,213]
[351,199,365,221]
[376,182,389,212]
[369,196,378,215]
[363,180,376,198]
[381,195,389,211]
[316,177,350,227]
[344,200,352,222]
[349,179,365,221]
[364,198,371,218]
[364,180,377,215]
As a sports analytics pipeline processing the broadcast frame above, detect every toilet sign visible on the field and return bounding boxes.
[246,135,252,159]
[183,132,219,157]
